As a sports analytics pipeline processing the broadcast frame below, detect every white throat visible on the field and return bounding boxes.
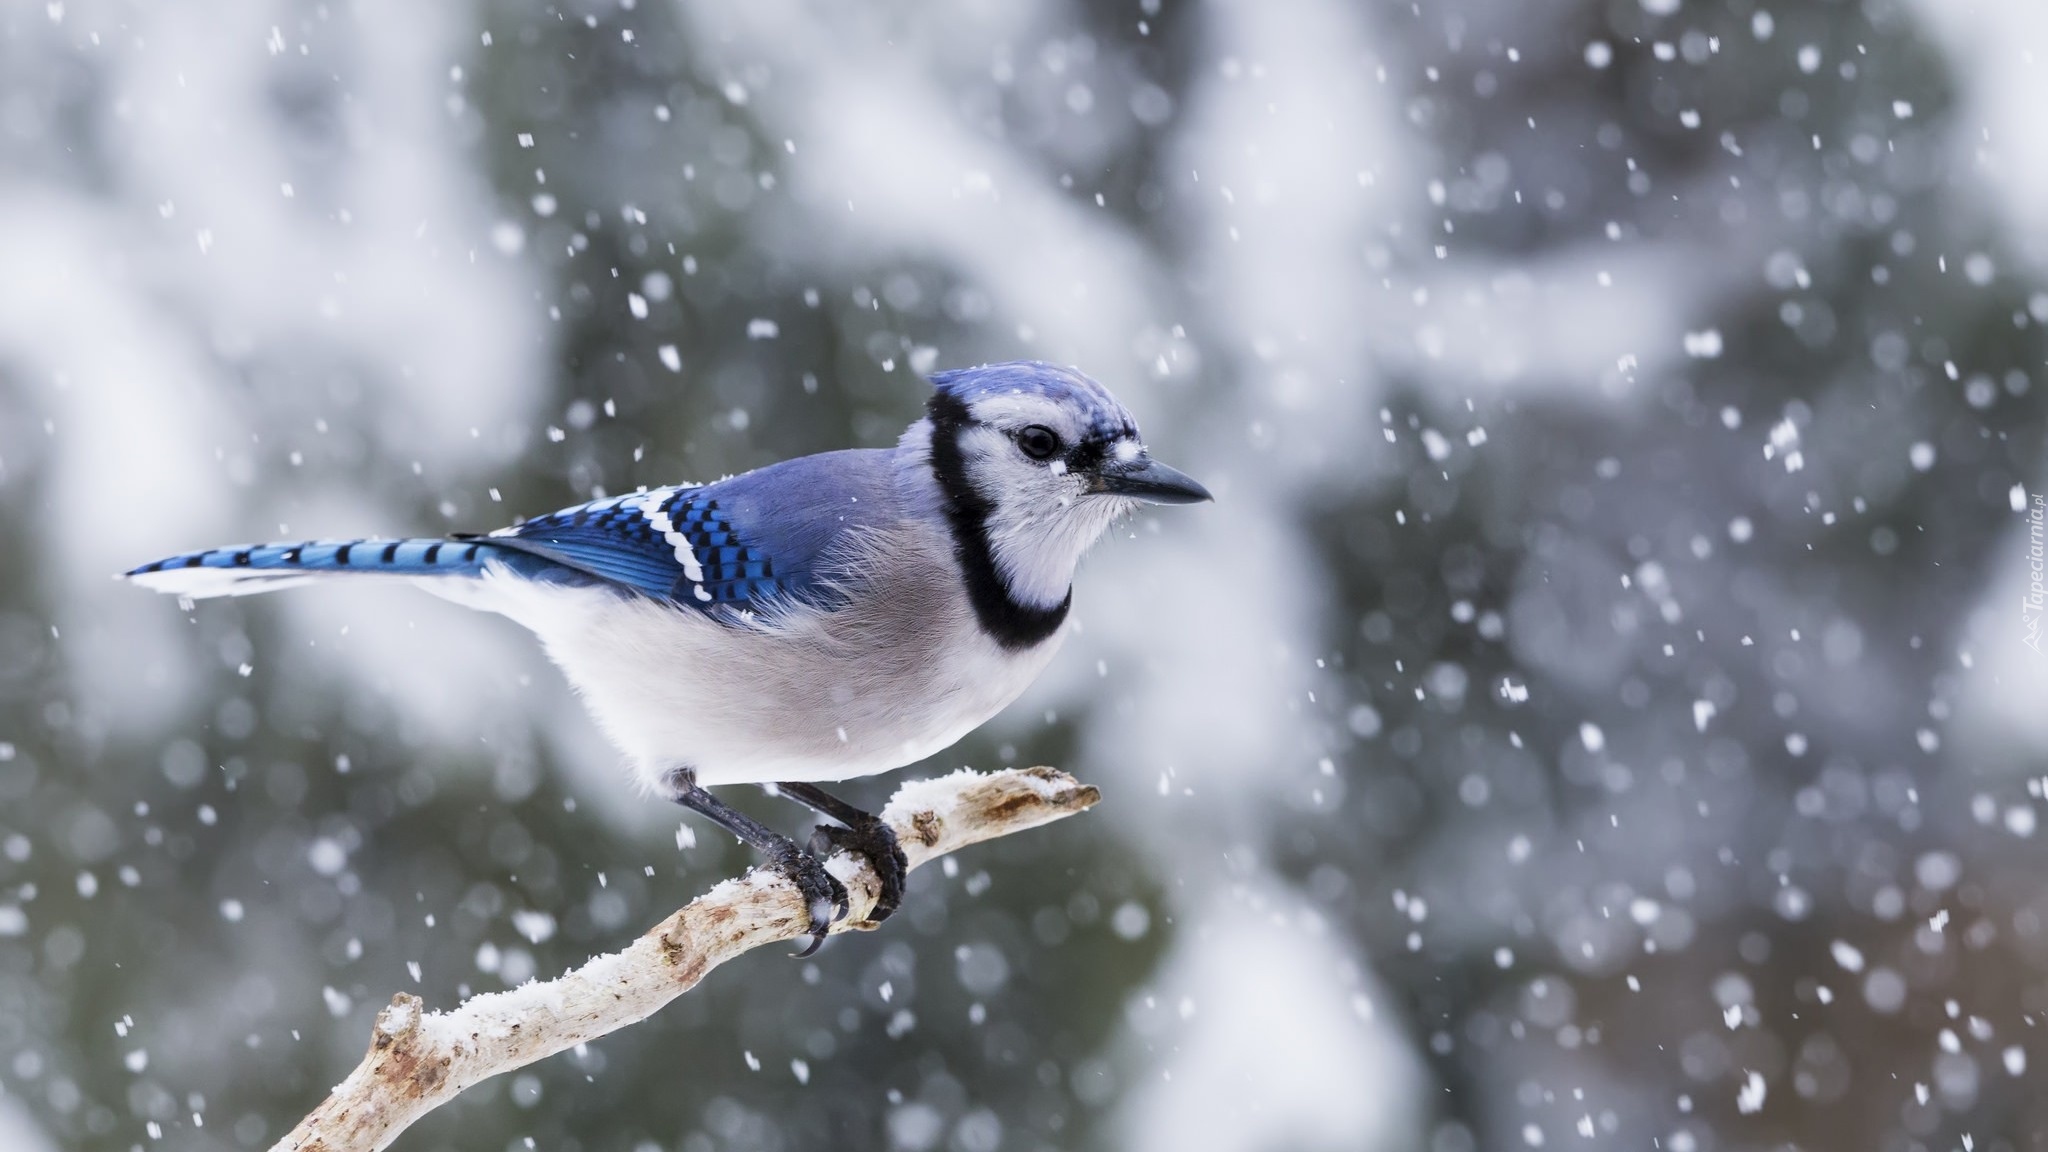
[978,470,1130,609]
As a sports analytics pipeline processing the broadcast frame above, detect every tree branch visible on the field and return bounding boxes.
[268,767,1101,1152]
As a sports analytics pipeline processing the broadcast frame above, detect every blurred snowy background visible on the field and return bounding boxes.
[4,0,2048,1149]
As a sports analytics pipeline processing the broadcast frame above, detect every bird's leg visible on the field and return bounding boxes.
[770,781,910,926]
[666,771,848,956]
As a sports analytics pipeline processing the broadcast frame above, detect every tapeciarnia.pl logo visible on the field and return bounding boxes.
[2027,492,2045,654]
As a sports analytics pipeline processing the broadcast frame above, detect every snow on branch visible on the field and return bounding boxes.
[268,767,1101,1152]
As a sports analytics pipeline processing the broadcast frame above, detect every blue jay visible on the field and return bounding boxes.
[126,361,1209,952]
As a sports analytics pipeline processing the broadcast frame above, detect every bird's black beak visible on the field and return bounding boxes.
[1090,455,1213,505]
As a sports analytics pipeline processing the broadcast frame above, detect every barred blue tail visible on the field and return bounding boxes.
[123,537,501,599]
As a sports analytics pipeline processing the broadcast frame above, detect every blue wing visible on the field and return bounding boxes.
[494,487,787,607]
[488,448,900,617]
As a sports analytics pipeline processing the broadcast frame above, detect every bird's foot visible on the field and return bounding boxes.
[808,817,909,926]
[766,840,849,957]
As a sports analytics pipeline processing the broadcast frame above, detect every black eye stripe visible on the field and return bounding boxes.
[1064,437,1115,472]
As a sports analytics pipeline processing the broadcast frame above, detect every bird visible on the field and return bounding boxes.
[124,360,1211,953]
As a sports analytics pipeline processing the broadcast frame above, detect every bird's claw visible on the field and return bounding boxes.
[808,817,909,926]
[768,842,848,957]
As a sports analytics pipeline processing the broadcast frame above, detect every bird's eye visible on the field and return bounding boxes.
[1016,425,1061,461]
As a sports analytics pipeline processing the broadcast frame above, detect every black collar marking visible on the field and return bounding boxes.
[925,391,1071,649]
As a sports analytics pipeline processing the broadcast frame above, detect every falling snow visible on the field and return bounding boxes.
[2,3,2043,1151]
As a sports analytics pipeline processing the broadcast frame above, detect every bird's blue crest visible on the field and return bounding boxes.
[927,360,1138,442]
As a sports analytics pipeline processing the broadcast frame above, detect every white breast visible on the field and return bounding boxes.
[444,524,1062,790]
